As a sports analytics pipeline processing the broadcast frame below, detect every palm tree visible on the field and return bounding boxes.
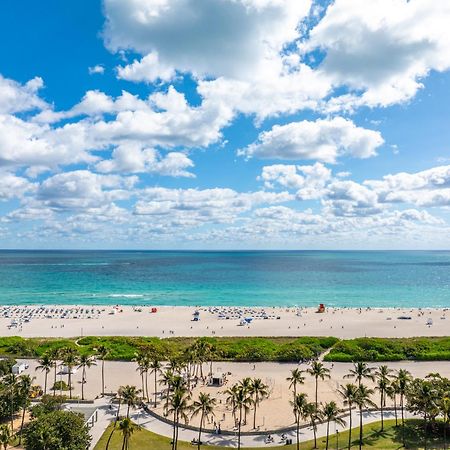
[0,424,11,450]
[35,353,52,395]
[106,386,125,450]
[287,368,305,422]
[249,378,269,429]
[375,365,392,431]
[3,373,18,432]
[338,383,358,450]
[160,369,175,414]
[120,385,142,418]
[290,392,308,450]
[305,402,322,449]
[77,354,96,401]
[440,394,450,450]
[239,377,253,425]
[322,401,346,450]
[232,385,252,450]
[395,368,411,447]
[355,384,376,450]
[118,417,142,450]
[150,358,162,408]
[133,352,148,400]
[17,374,34,444]
[191,392,216,449]
[96,345,109,396]
[47,348,60,396]
[307,361,330,408]
[61,347,79,399]
[166,388,192,450]
[224,384,240,423]
[345,362,375,387]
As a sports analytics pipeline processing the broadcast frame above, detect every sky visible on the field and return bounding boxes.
[1,0,450,250]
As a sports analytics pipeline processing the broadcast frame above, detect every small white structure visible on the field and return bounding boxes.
[60,365,78,375]
[12,362,28,375]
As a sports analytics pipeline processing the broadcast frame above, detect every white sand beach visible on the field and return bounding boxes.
[0,304,448,338]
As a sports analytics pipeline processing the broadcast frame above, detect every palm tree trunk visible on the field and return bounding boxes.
[81,366,86,400]
[198,411,204,450]
[154,371,158,408]
[106,399,121,450]
[380,392,384,431]
[393,393,398,427]
[44,372,48,395]
[145,371,149,402]
[359,405,363,450]
[19,405,26,444]
[238,405,242,450]
[253,395,258,429]
[121,434,126,450]
[293,384,297,423]
[68,370,72,399]
[172,411,176,450]
[348,405,352,450]
[296,418,300,450]
[102,359,105,396]
[53,362,57,396]
[315,377,318,408]
[401,394,405,447]
[175,412,180,450]
[127,403,130,418]
[326,420,330,450]
[313,421,317,449]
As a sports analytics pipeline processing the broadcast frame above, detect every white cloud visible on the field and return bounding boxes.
[240,117,384,163]
[0,75,47,114]
[0,172,36,201]
[88,65,105,75]
[304,0,450,108]
[259,162,331,200]
[96,143,194,177]
[103,0,311,80]
[117,52,175,83]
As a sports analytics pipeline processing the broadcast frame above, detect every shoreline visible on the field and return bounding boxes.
[0,304,448,338]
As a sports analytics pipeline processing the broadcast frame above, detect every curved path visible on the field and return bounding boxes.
[89,398,415,449]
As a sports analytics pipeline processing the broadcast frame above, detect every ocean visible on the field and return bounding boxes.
[0,250,449,308]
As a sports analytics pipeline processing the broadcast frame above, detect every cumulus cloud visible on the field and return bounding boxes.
[0,172,36,201]
[88,65,105,75]
[117,53,175,82]
[240,118,384,163]
[103,0,311,80]
[96,143,194,177]
[259,162,332,200]
[304,0,450,108]
[0,75,47,114]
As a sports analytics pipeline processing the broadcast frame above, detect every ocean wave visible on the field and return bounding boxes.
[108,294,145,298]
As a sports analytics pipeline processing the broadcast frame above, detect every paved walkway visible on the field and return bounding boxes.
[88,398,415,449]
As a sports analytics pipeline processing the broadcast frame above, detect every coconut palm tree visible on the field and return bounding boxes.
[106,386,125,450]
[166,388,192,450]
[119,385,142,418]
[17,374,34,444]
[233,385,252,450]
[248,378,269,429]
[345,362,375,387]
[307,361,330,408]
[0,424,11,450]
[77,354,96,401]
[305,402,322,449]
[47,348,60,396]
[61,347,79,399]
[150,358,162,408]
[35,353,52,395]
[395,368,411,447]
[355,384,376,450]
[96,344,109,396]
[375,366,391,431]
[239,377,253,425]
[287,368,305,422]
[118,417,142,450]
[133,352,148,400]
[322,401,346,450]
[290,392,309,450]
[224,384,240,423]
[338,383,358,450]
[191,392,216,449]
[3,373,18,432]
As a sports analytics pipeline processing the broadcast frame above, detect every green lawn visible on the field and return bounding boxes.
[94,419,448,449]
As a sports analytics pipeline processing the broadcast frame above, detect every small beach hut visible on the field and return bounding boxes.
[12,362,28,375]
[210,373,225,387]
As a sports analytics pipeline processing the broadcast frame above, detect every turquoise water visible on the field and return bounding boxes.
[0,250,449,307]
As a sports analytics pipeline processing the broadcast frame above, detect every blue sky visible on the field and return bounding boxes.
[0,0,450,249]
